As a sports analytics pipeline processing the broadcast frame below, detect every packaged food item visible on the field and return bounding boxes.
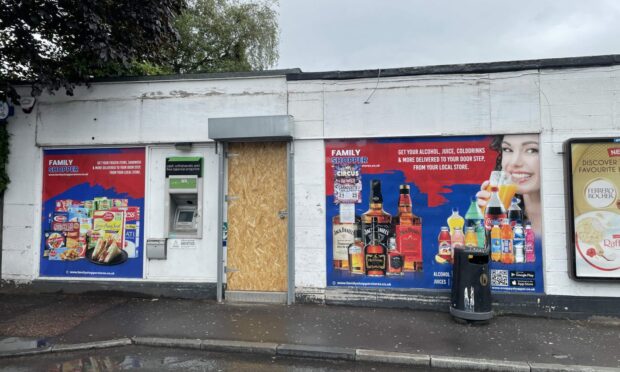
[92,210,125,250]
[111,199,128,207]
[50,211,69,224]
[94,197,111,211]
[45,231,66,260]
[83,200,95,217]
[110,206,140,258]
[68,206,89,221]
[51,221,80,233]
[55,199,73,212]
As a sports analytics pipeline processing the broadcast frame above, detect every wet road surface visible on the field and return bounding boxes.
[0,345,466,371]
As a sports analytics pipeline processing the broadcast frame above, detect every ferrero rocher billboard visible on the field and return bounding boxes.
[566,138,620,279]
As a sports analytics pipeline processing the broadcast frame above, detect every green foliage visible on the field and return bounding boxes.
[0,0,279,192]
[0,0,185,99]
[0,0,184,192]
[169,0,279,73]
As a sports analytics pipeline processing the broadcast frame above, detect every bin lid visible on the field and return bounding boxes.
[453,246,489,256]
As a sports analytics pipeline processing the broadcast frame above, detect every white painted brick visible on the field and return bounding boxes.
[294,138,324,154]
[545,259,569,273]
[294,161,324,187]
[2,227,35,252]
[542,179,566,193]
[295,227,325,249]
[323,78,492,138]
[543,208,567,221]
[3,204,36,228]
[287,81,325,94]
[296,271,326,288]
[294,120,324,138]
[288,92,323,122]
[541,194,566,209]
[2,249,34,277]
[489,71,541,133]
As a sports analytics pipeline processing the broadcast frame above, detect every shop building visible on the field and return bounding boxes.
[2,55,620,317]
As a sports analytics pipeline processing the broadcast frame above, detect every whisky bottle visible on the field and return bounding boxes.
[364,217,386,276]
[348,228,365,274]
[361,180,392,248]
[394,184,423,272]
[387,237,403,275]
[332,210,357,270]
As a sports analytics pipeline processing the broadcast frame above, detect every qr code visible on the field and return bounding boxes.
[491,269,509,287]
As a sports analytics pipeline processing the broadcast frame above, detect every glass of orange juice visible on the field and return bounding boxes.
[498,172,517,210]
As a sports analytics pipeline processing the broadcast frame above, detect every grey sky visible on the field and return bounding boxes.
[276,0,620,72]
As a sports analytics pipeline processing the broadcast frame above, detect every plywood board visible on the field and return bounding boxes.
[226,142,288,292]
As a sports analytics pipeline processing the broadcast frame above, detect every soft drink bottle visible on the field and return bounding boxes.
[484,173,507,231]
[490,221,501,262]
[525,222,536,263]
[513,223,525,263]
[465,198,485,247]
[500,218,514,264]
[447,208,465,236]
[464,226,478,248]
[508,197,523,227]
[451,227,465,250]
[437,226,452,262]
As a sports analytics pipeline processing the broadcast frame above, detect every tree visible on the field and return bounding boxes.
[0,0,185,192]
[0,0,185,102]
[169,0,279,74]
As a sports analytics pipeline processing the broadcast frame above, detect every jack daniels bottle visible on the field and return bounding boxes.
[361,180,392,276]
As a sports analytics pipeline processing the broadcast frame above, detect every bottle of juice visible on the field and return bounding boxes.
[525,222,536,263]
[437,226,452,262]
[451,227,465,249]
[447,208,464,235]
[490,221,501,262]
[500,218,514,264]
[464,226,478,248]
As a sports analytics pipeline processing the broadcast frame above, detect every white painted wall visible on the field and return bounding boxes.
[289,66,620,297]
[4,65,620,298]
[2,75,288,283]
[145,145,218,282]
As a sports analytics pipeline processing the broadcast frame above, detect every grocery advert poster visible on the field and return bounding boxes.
[40,148,145,278]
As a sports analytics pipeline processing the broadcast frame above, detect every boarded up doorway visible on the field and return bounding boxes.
[226,141,288,302]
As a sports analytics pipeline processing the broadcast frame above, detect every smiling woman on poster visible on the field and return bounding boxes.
[476,134,542,236]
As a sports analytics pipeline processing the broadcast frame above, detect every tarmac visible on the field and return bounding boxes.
[0,293,619,371]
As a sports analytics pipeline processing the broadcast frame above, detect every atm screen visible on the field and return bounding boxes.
[178,210,194,223]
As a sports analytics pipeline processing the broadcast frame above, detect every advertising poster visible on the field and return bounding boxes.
[566,138,620,279]
[326,135,544,293]
[40,148,145,278]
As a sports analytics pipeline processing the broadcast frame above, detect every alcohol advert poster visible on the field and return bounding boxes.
[326,135,544,293]
[566,138,620,279]
[40,148,145,278]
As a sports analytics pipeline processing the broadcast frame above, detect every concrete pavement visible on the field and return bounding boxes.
[0,293,618,371]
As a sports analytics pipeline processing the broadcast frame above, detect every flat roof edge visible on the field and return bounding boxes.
[286,54,620,81]
[8,69,303,87]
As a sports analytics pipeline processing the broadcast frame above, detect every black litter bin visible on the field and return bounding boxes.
[449,246,493,321]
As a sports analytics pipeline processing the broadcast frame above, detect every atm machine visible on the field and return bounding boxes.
[147,157,203,260]
[165,175,202,238]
